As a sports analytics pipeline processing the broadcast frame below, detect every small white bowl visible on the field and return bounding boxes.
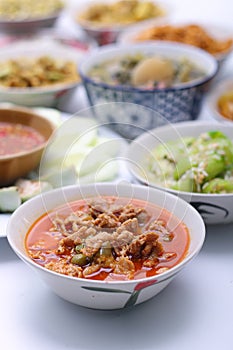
[126,121,233,225]
[207,77,233,123]
[0,38,85,107]
[0,6,63,35]
[7,183,205,310]
[71,0,170,45]
[0,13,61,35]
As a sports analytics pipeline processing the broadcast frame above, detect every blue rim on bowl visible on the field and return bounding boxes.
[79,41,218,93]
[78,41,218,138]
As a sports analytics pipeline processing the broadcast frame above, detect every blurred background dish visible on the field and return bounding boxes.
[0,37,85,107]
[70,0,170,45]
[0,106,55,186]
[0,0,64,34]
[126,121,233,224]
[207,77,233,123]
[0,108,129,237]
[118,19,233,67]
[79,41,218,138]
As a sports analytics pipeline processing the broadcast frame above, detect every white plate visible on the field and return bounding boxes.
[0,112,130,238]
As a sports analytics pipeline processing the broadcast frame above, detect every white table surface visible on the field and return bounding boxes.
[1,1,233,349]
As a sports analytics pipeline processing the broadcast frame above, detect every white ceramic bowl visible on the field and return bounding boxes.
[0,13,62,34]
[207,77,233,123]
[71,0,170,45]
[126,121,233,225]
[7,183,205,310]
[118,19,233,67]
[79,41,218,139]
[0,2,64,35]
[0,38,85,107]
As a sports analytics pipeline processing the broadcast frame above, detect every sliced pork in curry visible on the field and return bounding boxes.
[26,197,190,281]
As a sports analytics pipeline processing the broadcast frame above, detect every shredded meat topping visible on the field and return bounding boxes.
[117,218,140,235]
[114,257,135,279]
[29,198,177,280]
[94,212,119,228]
[45,259,83,278]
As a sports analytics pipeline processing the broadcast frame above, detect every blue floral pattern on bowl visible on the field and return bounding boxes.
[83,80,205,138]
[80,42,218,139]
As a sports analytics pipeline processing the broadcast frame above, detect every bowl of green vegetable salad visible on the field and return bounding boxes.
[126,121,233,224]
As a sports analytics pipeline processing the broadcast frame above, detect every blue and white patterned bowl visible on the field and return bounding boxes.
[79,42,218,138]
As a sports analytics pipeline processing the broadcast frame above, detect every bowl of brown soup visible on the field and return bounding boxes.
[7,182,205,309]
[0,106,55,186]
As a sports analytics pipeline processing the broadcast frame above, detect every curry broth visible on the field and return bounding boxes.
[25,197,190,281]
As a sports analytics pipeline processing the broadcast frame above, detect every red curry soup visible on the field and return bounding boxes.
[0,122,45,156]
[25,196,190,281]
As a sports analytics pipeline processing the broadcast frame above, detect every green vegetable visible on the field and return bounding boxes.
[0,187,21,212]
[99,242,112,257]
[152,139,188,162]
[173,156,192,180]
[75,244,84,253]
[71,254,89,266]
[201,156,225,182]
[171,173,196,192]
[148,130,233,193]
[202,178,233,193]
[39,117,121,184]
[40,166,77,188]
[47,71,65,81]
[15,179,53,202]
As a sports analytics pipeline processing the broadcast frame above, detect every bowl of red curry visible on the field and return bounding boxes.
[0,106,55,186]
[7,182,205,310]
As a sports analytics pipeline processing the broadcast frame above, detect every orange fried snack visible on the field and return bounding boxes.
[135,24,233,56]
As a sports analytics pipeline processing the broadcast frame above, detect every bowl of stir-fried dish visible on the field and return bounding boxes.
[0,0,64,34]
[126,121,233,224]
[73,0,168,45]
[79,41,218,138]
[0,38,84,107]
[7,182,205,309]
[118,19,233,67]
